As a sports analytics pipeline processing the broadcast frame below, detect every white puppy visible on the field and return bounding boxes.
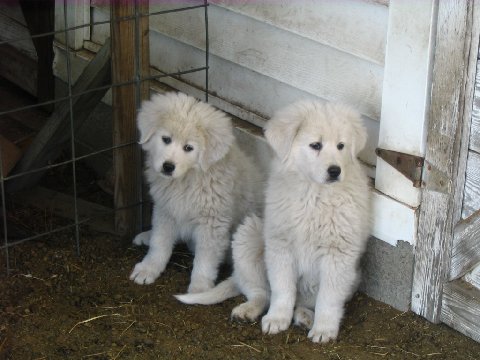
[130,92,262,293]
[176,100,370,343]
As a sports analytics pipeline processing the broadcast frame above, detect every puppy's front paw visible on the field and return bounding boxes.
[308,323,339,343]
[129,261,161,285]
[132,232,150,246]
[231,302,263,322]
[261,313,291,334]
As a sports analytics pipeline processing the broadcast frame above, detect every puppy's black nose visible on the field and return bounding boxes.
[328,165,341,180]
[162,162,175,174]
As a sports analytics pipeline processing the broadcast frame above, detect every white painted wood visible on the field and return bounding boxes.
[375,0,437,208]
[375,158,421,207]
[462,150,480,219]
[54,0,90,50]
[371,191,417,246]
[465,264,480,289]
[210,0,388,65]
[88,8,382,167]
[0,12,37,60]
[470,59,480,154]
[93,4,383,121]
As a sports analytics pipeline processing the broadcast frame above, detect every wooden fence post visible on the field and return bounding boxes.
[111,0,149,238]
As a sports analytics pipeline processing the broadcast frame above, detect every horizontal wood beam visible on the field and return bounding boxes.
[12,186,115,234]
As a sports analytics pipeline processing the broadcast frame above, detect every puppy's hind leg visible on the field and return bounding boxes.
[231,215,269,322]
[188,224,230,293]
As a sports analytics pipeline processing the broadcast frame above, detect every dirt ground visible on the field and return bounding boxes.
[1,227,480,360]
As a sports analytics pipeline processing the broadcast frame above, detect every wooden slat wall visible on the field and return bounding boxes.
[210,0,388,66]
[461,45,480,293]
[463,57,480,219]
[90,0,387,167]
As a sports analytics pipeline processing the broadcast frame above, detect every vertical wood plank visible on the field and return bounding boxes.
[375,0,437,208]
[412,0,478,323]
[111,1,144,238]
[138,1,152,230]
[19,0,55,111]
[469,58,480,154]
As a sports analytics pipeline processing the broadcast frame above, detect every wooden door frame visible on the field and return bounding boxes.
[412,0,480,339]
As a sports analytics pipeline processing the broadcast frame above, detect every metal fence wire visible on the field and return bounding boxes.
[0,0,210,274]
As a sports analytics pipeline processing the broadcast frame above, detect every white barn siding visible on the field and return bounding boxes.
[376,0,437,208]
[210,0,388,66]
[90,1,385,168]
[56,1,439,247]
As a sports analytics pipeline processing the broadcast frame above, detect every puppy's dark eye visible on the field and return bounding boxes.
[183,144,194,152]
[309,142,322,151]
[162,136,172,145]
[337,143,345,150]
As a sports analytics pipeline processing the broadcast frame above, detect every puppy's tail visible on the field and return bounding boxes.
[174,277,240,305]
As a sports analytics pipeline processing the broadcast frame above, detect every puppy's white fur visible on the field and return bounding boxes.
[130,92,262,293]
[176,100,370,343]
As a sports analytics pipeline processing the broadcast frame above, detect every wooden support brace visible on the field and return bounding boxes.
[7,40,111,192]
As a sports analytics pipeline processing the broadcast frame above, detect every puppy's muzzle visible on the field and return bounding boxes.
[162,161,176,175]
[327,165,341,182]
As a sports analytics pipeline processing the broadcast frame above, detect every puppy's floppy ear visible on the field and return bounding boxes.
[137,99,157,145]
[349,112,368,159]
[199,108,235,170]
[264,105,302,162]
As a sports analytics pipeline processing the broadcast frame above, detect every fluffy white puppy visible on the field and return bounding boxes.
[176,100,370,343]
[130,92,262,293]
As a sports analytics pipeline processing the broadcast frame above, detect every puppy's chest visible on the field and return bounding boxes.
[279,188,357,250]
[150,172,231,220]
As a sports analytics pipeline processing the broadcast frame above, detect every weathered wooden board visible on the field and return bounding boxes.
[209,0,388,65]
[0,11,36,59]
[0,80,47,131]
[12,186,115,234]
[110,1,144,238]
[465,264,480,289]
[93,4,383,121]
[470,58,480,154]
[463,150,480,219]
[0,43,37,96]
[0,0,26,25]
[412,0,476,323]
[450,209,480,280]
[7,41,111,192]
[441,280,480,343]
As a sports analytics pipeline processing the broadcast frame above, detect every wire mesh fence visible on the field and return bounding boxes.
[0,0,210,274]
